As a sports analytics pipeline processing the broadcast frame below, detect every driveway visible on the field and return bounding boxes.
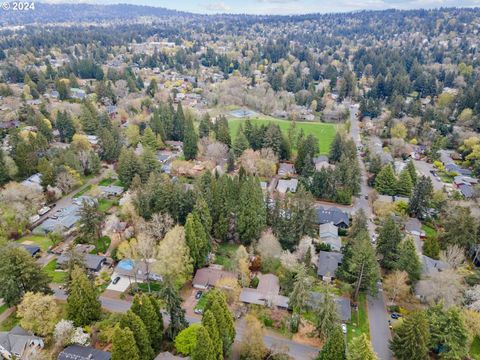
[412,159,444,191]
[106,274,131,293]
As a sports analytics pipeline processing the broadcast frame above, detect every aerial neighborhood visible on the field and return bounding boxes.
[1,3,480,360]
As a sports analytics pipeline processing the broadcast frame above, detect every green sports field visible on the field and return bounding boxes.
[228,117,337,155]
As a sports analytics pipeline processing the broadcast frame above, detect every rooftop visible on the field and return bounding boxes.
[317,251,343,278]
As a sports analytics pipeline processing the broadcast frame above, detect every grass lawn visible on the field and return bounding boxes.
[137,282,162,293]
[228,117,337,155]
[98,198,116,213]
[99,178,115,186]
[73,184,92,198]
[214,243,239,270]
[0,312,19,331]
[471,336,480,359]
[194,292,208,311]
[91,236,112,255]
[347,294,369,344]
[17,235,52,251]
[0,304,8,315]
[44,259,67,284]
[422,224,437,238]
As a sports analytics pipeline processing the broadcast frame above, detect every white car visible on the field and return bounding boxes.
[341,323,347,334]
[38,206,51,216]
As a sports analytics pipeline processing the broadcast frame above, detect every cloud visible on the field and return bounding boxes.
[257,0,300,3]
[202,1,231,12]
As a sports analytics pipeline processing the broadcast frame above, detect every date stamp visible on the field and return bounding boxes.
[1,2,35,11]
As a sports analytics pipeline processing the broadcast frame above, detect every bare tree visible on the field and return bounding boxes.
[383,271,410,305]
[137,212,174,241]
[204,141,228,165]
[134,233,159,293]
[440,245,466,269]
[465,285,480,312]
[415,269,465,307]
[256,229,282,260]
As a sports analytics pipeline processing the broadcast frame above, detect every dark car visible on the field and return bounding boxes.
[195,291,203,299]
[391,313,402,319]
[112,276,121,285]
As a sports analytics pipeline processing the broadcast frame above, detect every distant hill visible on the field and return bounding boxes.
[0,3,193,25]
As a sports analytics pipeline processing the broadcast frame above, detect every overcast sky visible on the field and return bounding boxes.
[41,0,480,15]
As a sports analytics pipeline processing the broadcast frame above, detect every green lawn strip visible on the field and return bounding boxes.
[346,294,370,344]
[44,259,67,284]
[91,236,112,255]
[214,243,239,270]
[73,184,93,198]
[194,292,208,311]
[0,304,8,315]
[228,117,337,155]
[16,235,52,251]
[470,336,480,359]
[98,198,116,213]
[0,312,19,331]
[421,224,437,238]
[137,282,162,293]
[98,178,116,186]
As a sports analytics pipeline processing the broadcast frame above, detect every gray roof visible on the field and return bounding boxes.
[98,185,124,196]
[317,251,344,278]
[0,326,43,358]
[276,179,298,193]
[321,236,342,252]
[319,222,338,239]
[459,184,474,198]
[155,352,189,360]
[278,163,295,176]
[421,255,450,275]
[239,274,289,308]
[315,207,349,227]
[58,345,111,360]
[308,292,351,321]
[58,254,106,272]
[404,218,422,235]
[21,244,41,257]
[313,156,329,164]
[192,267,236,288]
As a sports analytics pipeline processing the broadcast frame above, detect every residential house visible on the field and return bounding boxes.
[21,173,43,191]
[70,88,86,100]
[21,245,41,257]
[192,266,236,290]
[239,274,289,309]
[114,258,161,283]
[315,207,349,228]
[319,222,341,251]
[317,251,343,282]
[98,185,124,197]
[404,218,426,238]
[58,345,111,360]
[421,255,450,276]
[307,292,351,322]
[313,156,334,171]
[276,179,298,194]
[57,253,107,272]
[459,184,474,198]
[278,163,295,177]
[0,326,44,360]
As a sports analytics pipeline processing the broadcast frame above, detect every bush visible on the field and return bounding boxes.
[465,270,480,286]
[251,276,259,288]
[338,228,348,236]
[316,243,332,252]
[289,313,300,333]
[388,305,400,313]
[423,237,440,259]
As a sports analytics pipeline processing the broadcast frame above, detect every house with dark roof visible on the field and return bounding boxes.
[421,255,450,276]
[58,345,111,360]
[57,254,107,272]
[276,179,298,194]
[315,207,349,228]
[458,183,474,199]
[21,245,41,257]
[404,218,425,237]
[307,292,351,322]
[313,156,334,171]
[317,251,344,282]
[0,326,44,360]
[277,163,295,177]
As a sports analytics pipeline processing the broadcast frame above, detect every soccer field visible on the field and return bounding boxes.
[228,117,337,155]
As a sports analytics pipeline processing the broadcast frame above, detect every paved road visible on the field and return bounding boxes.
[53,288,318,359]
[349,104,392,360]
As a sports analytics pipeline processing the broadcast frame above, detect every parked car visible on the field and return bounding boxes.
[341,323,347,334]
[391,313,402,319]
[112,276,121,285]
[195,291,203,300]
[38,206,51,216]
[194,308,203,315]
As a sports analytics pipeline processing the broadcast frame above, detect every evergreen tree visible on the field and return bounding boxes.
[150,108,165,139]
[194,196,212,236]
[185,213,209,269]
[295,134,319,175]
[130,294,163,350]
[390,311,429,360]
[202,310,223,360]
[350,233,380,300]
[117,148,143,187]
[375,164,397,196]
[289,266,310,312]
[315,292,340,340]
[237,177,266,245]
[67,266,101,326]
[348,334,378,360]
[204,289,235,354]
[78,199,104,241]
[0,150,9,185]
[56,111,76,142]
[111,325,140,360]
[227,149,235,173]
[199,113,212,138]
[146,78,158,97]
[214,115,231,146]
[376,216,402,270]
[191,325,216,360]
[263,124,283,156]
[329,133,344,163]
[408,176,433,218]
[396,237,422,283]
[233,126,249,157]
[142,127,160,150]
[79,103,99,135]
[120,310,155,360]
[98,126,122,163]
[396,169,413,197]
[37,158,55,189]
[317,326,346,360]
[172,103,185,141]
[159,279,188,340]
[406,160,417,185]
[183,116,198,160]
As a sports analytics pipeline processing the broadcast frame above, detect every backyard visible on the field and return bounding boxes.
[346,294,370,344]
[16,235,52,251]
[213,243,239,270]
[228,117,337,155]
[44,259,67,284]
